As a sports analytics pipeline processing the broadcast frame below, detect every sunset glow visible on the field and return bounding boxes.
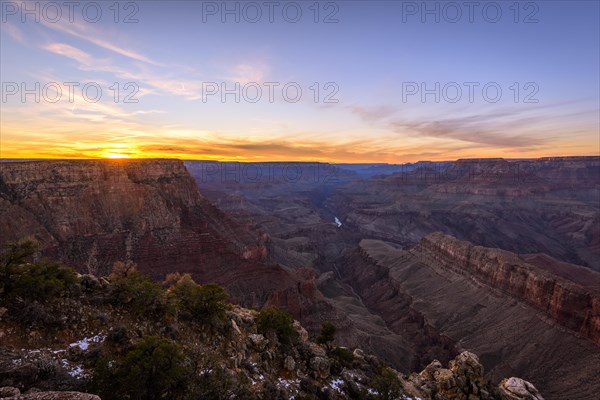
[105,153,131,159]
[1,1,599,162]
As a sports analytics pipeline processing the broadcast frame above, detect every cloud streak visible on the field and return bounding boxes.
[42,42,204,100]
[390,108,558,148]
[349,105,396,122]
[40,18,162,66]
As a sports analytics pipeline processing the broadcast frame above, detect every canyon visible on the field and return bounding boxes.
[185,156,600,399]
[340,235,600,399]
[328,157,600,270]
[1,156,599,399]
[0,160,329,327]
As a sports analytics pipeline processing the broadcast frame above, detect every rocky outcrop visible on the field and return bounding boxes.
[0,388,19,398]
[498,378,544,400]
[0,282,542,400]
[404,352,544,400]
[419,232,600,346]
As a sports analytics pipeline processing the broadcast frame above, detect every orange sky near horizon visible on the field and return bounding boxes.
[1,135,598,163]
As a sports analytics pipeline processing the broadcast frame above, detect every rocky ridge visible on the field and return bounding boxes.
[418,232,600,346]
[0,298,542,400]
[343,235,600,399]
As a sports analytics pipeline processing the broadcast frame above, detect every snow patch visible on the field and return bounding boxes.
[61,359,85,378]
[68,365,85,378]
[69,335,105,351]
[251,373,265,386]
[330,378,345,393]
[277,377,300,389]
[334,217,342,228]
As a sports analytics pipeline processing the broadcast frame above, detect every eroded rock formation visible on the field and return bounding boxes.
[0,160,326,319]
[340,235,600,399]
[419,232,600,346]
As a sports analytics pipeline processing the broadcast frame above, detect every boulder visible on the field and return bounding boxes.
[248,334,267,350]
[309,356,330,379]
[498,377,544,400]
[284,356,296,372]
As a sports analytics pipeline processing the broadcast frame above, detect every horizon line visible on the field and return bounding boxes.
[2,155,599,165]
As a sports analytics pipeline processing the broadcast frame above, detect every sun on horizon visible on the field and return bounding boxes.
[105,153,131,159]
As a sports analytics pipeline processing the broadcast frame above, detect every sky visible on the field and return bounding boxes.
[1,0,599,162]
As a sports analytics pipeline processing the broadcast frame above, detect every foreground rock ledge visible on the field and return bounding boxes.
[0,388,100,400]
[404,351,544,400]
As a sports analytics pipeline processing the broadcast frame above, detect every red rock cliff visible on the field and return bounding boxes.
[418,232,600,346]
[0,160,327,317]
[0,160,256,273]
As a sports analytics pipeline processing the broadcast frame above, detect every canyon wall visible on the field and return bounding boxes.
[329,156,600,270]
[0,160,327,320]
[0,159,253,275]
[340,235,600,400]
[418,232,600,346]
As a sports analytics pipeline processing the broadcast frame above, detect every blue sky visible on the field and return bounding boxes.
[1,0,598,161]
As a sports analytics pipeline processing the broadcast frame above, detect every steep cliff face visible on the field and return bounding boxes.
[341,246,459,372]
[419,232,600,346]
[0,160,325,317]
[0,160,251,274]
[339,235,600,400]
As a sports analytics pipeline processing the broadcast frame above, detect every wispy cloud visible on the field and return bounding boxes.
[42,42,204,100]
[390,108,559,148]
[224,62,271,84]
[43,42,96,64]
[40,18,162,66]
[349,105,396,122]
[1,21,26,45]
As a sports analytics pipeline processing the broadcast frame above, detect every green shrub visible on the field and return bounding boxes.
[10,261,78,301]
[367,365,403,400]
[93,336,192,400]
[195,367,256,400]
[169,274,230,326]
[316,321,337,350]
[256,307,299,346]
[109,270,169,317]
[16,301,58,328]
[330,346,354,375]
[331,347,354,369]
[1,241,78,302]
[332,347,353,363]
[1,241,36,268]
